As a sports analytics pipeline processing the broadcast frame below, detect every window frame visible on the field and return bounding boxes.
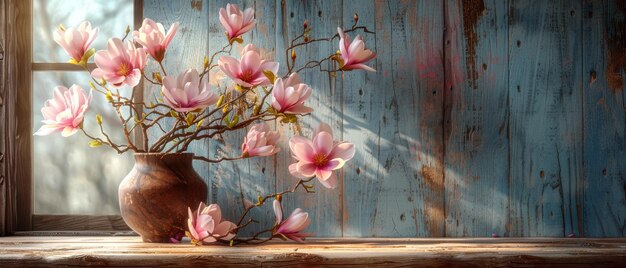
[1,0,144,234]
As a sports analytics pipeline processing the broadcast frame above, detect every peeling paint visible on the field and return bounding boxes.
[191,0,202,12]
[606,1,626,92]
[461,0,485,89]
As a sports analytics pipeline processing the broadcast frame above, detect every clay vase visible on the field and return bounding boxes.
[119,153,207,243]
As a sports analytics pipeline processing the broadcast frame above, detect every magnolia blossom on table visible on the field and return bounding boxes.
[219,3,256,42]
[34,85,92,137]
[336,27,376,72]
[271,73,313,115]
[133,18,179,62]
[218,44,279,88]
[241,122,281,157]
[91,38,148,88]
[289,123,355,189]
[161,68,218,112]
[187,202,236,244]
[53,21,99,66]
[272,200,312,243]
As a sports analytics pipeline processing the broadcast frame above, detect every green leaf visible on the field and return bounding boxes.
[95,114,103,125]
[89,140,102,148]
[196,118,205,130]
[185,113,195,126]
[169,110,178,118]
[263,70,276,84]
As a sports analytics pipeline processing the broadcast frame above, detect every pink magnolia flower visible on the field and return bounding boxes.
[133,18,179,62]
[337,27,376,72]
[187,202,236,244]
[271,73,313,115]
[241,122,280,157]
[289,123,355,189]
[53,21,99,65]
[34,84,92,137]
[273,200,312,243]
[91,38,147,88]
[219,3,256,42]
[162,68,218,112]
[218,44,279,88]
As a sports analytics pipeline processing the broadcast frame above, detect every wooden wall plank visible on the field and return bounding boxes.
[275,0,344,237]
[508,0,583,236]
[444,0,510,237]
[582,0,626,237]
[204,0,277,236]
[143,0,211,219]
[342,0,445,237]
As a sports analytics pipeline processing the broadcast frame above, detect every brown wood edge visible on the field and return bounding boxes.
[32,215,131,232]
[1,0,33,234]
[132,0,145,149]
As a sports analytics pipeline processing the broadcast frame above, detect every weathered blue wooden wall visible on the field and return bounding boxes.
[144,0,626,237]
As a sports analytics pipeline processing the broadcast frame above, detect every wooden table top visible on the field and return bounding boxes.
[1,236,626,267]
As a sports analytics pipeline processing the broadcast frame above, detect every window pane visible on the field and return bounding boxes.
[33,72,134,214]
[33,0,133,63]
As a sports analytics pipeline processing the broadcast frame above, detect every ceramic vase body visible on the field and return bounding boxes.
[119,153,207,242]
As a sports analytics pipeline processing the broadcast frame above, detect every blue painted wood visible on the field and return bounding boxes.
[275,0,344,237]
[139,0,626,238]
[444,0,509,237]
[342,0,445,237]
[508,0,583,236]
[582,0,626,237]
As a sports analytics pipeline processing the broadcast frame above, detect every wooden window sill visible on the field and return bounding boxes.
[1,237,625,267]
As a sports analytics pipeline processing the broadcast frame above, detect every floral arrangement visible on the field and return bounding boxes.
[35,3,375,245]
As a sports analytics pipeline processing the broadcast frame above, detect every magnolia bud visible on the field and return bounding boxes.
[303,19,309,29]
[276,194,282,202]
[354,13,359,23]
[291,50,297,61]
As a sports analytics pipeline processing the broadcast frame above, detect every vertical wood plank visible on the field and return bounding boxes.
[444,0,510,237]
[342,0,445,237]
[206,0,277,235]
[143,0,210,210]
[509,0,583,236]
[275,0,344,237]
[0,0,7,235]
[2,0,33,232]
[582,0,626,237]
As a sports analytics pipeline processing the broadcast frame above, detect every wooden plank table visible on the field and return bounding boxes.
[1,237,625,267]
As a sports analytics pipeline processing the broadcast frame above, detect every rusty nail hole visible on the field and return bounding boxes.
[432,90,436,95]
[590,70,597,81]
[400,213,406,221]
[318,10,322,17]
[359,89,363,96]
[602,169,607,176]
[356,167,361,175]
[482,63,487,70]
[540,170,545,178]
[516,40,521,47]
[261,167,265,173]
[290,12,294,18]
[570,10,575,16]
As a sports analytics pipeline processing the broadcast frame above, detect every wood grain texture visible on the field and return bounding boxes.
[342,0,445,237]
[444,0,509,237]
[582,0,626,237]
[2,0,32,232]
[1,237,626,267]
[275,0,344,237]
[32,215,131,231]
[508,0,583,236]
[0,0,6,236]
